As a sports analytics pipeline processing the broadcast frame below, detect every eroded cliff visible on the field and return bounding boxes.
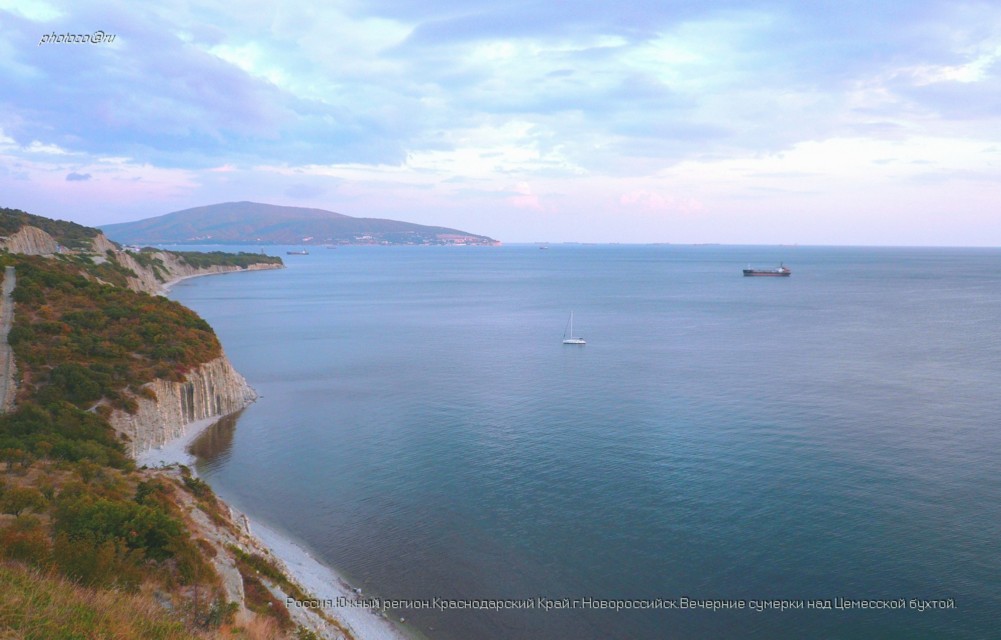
[2,223,283,295]
[113,247,283,295]
[0,208,346,640]
[109,356,257,458]
[2,225,280,454]
[0,225,60,255]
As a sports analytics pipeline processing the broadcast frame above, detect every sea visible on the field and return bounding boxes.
[167,244,1001,640]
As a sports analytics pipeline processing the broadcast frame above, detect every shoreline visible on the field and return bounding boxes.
[141,413,417,640]
[142,266,419,640]
[251,517,422,640]
[159,264,278,295]
[135,414,225,468]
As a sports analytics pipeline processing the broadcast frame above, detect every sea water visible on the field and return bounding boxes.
[170,245,1001,639]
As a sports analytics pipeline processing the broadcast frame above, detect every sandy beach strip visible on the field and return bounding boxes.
[135,415,223,468]
[158,258,285,295]
[251,519,418,640]
[160,268,255,294]
[139,416,419,640]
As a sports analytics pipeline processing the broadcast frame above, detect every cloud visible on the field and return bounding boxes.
[65,171,91,181]
[2,3,415,168]
[5,0,1000,175]
[284,183,327,199]
[3,0,1001,244]
[508,181,543,210]
[619,189,703,215]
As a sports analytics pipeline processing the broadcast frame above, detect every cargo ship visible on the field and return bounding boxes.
[743,263,791,277]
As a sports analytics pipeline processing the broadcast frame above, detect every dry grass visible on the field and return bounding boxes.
[0,561,197,640]
[235,615,285,639]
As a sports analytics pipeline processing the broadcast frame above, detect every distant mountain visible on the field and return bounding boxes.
[101,202,500,246]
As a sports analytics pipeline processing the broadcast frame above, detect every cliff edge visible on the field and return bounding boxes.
[0,222,281,455]
[108,355,257,458]
[0,225,61,255]
[0,213,284,296]
[0,206,358,640]
[114,248,284,295]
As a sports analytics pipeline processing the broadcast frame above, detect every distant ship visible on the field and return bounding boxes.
[287,250,309,255]
[743,263,791,277]
[562,311,586,345]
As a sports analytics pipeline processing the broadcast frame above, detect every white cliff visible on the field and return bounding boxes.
[112,247,283,295]
[0,225,60,255]
[0,224,281,457]
[109,356,257,458]
[0,226,283,294]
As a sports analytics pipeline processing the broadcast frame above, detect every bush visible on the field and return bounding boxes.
[46,363,104,406]
[52,532,144,591]
[0,519,51,567]
[1,487,47,517]
[54,494,183,561]
[10,255,223,411]
[0,402,130,469]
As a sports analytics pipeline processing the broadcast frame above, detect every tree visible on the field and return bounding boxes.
[1,486,47,517]
[1,448,29,471]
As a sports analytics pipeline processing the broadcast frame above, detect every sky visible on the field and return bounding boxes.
[1,0,1000,245]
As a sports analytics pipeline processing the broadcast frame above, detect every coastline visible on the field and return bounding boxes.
[251,518,422,640]
[144,267,418,640]
[141,417,417,640]
[135,414,224,468]
[159,264,275,295]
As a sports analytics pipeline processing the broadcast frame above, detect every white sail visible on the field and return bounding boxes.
[562,311,586,345]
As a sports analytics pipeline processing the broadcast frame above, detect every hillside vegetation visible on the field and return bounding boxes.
[172,250,285,270]
[0,211,318,639]
[0,561,198,640]
[9,255,221,411]
[0,207,100,251]
[0,253,228,629]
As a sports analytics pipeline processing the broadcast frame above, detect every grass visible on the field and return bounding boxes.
[0,561,197,640]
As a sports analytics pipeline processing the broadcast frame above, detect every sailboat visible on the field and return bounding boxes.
[562,311,586,345]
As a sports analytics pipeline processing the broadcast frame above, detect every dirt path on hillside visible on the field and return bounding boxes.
[0,266,16,412]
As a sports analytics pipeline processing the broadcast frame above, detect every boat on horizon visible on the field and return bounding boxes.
[562,311,586,345]
[286,249,309,255]
[743,263,791,277]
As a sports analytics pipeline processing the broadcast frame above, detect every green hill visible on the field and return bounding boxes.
[0,207,322,639]
[101,201,500,246]
[1,207,101,251]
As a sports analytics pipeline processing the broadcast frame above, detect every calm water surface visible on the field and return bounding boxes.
[170,245,1001,640]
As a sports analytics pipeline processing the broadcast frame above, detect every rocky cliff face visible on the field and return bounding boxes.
[113,247,282,295]
[109,356,257,458]
[0,226,60,255]
[89,232,118,254]
[3,224,280,456]
[0,225,283,295]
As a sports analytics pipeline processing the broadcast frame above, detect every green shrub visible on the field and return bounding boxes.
[0,518,52,567]
[52,533,144,591]
[173,251,282,269]
[1,487,47,517]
